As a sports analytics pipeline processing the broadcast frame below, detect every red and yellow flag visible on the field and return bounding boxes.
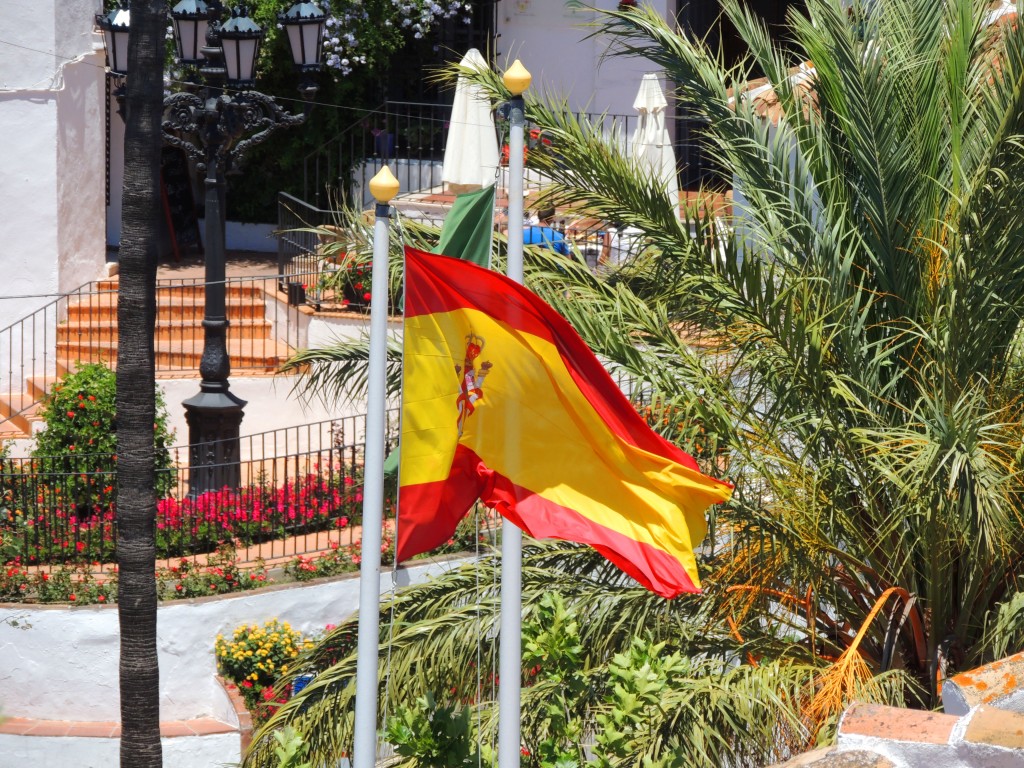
[396,246,732,597]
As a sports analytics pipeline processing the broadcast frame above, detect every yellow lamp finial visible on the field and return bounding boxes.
[369,165,400,203]
[503,59,531,96]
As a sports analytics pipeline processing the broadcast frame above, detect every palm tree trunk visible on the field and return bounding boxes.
[116,1,165,765]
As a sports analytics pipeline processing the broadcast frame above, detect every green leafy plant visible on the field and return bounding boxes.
[157,544,270,599]
[32,363,176,504]
[284,522,395,581]
[271,725,312,768]
[592,638,687,768]
[316,249,375,311]
[520,593,589,768]
[0,560,31,601]
[32,563,117,606]
[384,693,482,768]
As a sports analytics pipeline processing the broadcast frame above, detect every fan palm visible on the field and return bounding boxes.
[252,0,1024,764]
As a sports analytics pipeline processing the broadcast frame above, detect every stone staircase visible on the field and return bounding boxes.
[0,278,292,442]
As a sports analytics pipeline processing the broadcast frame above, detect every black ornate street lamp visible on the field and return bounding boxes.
[98,0,326,495]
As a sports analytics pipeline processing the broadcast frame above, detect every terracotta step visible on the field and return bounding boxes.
[56,317,273,343]
[55,339,291,371]
[0,393,46,438]
[65,297,268,323]
[97,278,272,300]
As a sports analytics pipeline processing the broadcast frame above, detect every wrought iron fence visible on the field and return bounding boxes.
[277,191,342,308]
[300,100,645,210]
[0,412,399,570]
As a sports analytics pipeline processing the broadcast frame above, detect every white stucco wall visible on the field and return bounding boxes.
[0,558,463,723]
[0,95,60,330]
[495,1,676,119]
[56,54,108,294]
[0,0,107,330]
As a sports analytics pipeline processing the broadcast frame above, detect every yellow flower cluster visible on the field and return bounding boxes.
[214,618,305,690]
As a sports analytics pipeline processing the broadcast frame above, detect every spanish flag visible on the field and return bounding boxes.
[397,246,732,597]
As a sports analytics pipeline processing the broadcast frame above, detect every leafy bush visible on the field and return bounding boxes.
[32,564,118,606]
[316,250,374,311]
[284,521,394,581]
[156,544,270,599]
[32,363,176,505]
[0,549,272,605]
[0,560,115,605]
[385,694,483,768]
[0,559,31,601]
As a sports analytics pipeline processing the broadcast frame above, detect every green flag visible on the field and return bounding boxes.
[432,184,496,267]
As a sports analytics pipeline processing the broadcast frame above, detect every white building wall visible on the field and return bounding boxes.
[0,0,107,329]
[56,55,108,294]
[0,96,60,330]
[494,1,676,119]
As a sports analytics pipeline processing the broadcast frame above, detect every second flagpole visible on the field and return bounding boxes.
[499,59,531,768]
[352,165,400,768]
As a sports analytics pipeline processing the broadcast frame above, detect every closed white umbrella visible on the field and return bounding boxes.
[631,73,679,217]
[442,48,500,194]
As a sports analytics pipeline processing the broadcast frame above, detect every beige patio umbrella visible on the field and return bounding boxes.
[442,48,500,194]
[631,73,680,217]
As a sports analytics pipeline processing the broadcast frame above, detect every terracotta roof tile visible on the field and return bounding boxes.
[943,650,1024,715]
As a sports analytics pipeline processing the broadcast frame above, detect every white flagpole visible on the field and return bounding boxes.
[353,165,400,768]
[499,59,531,768]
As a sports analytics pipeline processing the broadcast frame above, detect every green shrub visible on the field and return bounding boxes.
[32,364,176,505]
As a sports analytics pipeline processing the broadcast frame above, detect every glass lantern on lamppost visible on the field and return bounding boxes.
[98,0,326,496]
[95,1,131,118]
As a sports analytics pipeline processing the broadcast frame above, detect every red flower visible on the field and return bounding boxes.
[241,680,253,688]
[69,594,77,602]
[363,292,372,302]
[98,594,106,602]
[66,411,76,418]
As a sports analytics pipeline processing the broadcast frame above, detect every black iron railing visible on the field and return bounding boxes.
[300,100,646,210]
[0,274,310,434]
[0,412,399,569]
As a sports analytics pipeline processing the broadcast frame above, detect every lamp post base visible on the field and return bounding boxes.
[182,389,247,496]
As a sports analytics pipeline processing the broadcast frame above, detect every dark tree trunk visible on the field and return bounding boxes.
[116,2,165,766]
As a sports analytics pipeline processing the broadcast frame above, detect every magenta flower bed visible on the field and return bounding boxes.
[1,467,365,565]
[156,472,363,557]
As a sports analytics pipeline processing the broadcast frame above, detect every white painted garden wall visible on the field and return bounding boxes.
[0,558,462,723]
[0,731,239,768]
